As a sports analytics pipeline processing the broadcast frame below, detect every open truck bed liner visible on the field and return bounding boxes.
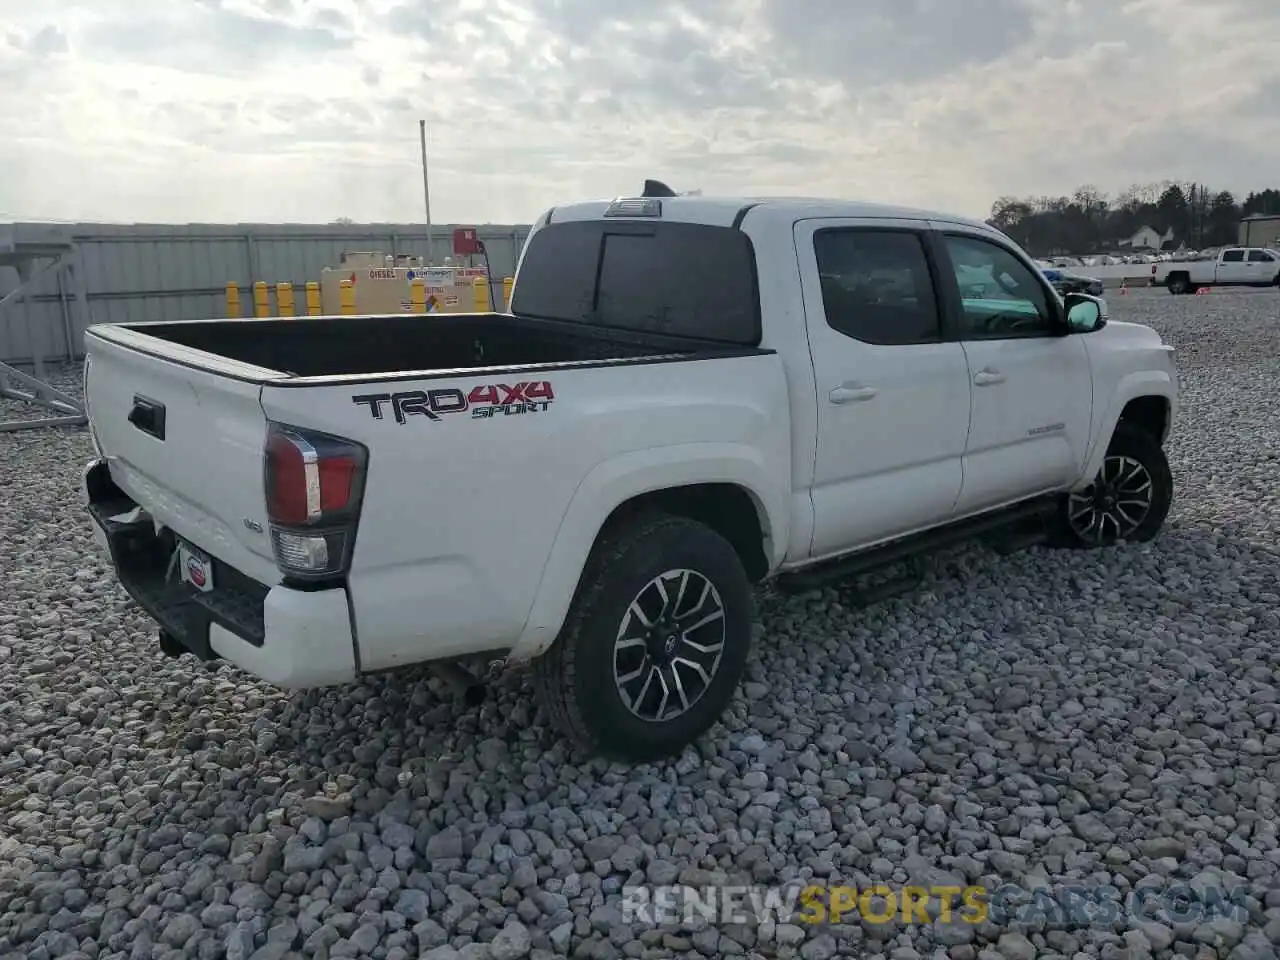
[88,312,768,384]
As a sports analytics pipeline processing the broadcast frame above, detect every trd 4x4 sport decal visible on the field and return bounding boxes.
[352,381,555,424]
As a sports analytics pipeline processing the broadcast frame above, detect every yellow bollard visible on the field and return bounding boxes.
[473,276,490,311]
[225,282,241,318]
[253,281,270,318]
[410,279,427,314]
[502,277,514,311]
[305,281,321,316]
[276,282,295,318]
[339,279,355,315]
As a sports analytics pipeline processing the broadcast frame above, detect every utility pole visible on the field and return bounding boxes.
[419,120,433,265]
[1182,184,1192,249]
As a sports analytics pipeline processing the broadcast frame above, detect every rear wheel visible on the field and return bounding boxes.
[532,513,754,761]
[1053,422,1172,548]
[1167,274,1190,295]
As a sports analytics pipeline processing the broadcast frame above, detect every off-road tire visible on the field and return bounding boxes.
[532,512,753,762]
[1050,421,1173,549]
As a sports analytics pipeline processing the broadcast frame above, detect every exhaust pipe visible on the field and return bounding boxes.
[432,662,487,707]
[159,631,185,659]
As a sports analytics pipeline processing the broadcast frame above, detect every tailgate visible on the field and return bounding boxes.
[85,333,280,584]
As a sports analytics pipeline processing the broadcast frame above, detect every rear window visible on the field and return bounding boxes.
[509,219,761,345]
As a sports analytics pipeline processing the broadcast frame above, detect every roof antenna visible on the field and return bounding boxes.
[642,179,677,198]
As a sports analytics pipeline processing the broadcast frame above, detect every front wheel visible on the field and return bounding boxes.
[1053,422,1173,548]
[532,513,754,762]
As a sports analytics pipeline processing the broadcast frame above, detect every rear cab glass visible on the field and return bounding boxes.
[509,219,762,346]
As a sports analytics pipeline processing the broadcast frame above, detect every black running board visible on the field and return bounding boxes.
[835,556,926,607]
[776,496,1058,595]
[988,524,1051,556]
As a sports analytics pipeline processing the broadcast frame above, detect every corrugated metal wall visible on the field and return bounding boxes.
[1237,217,1280,248]
[0,222,532,364]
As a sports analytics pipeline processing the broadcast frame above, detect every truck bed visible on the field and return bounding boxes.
[81,296,788,689]
[106,312,738,379]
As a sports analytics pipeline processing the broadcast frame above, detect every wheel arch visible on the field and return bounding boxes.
[1077,382,1174,488]
[1117,394,1171,445]
[508,444,786,661]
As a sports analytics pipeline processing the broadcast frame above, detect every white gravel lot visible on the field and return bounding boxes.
[2,288,1280,960]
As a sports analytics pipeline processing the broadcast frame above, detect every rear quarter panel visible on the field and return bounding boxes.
[259,354,791,671]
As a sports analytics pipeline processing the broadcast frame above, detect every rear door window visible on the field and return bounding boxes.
[812,228,943,345]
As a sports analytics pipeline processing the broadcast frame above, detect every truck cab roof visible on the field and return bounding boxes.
[544,195,996,232]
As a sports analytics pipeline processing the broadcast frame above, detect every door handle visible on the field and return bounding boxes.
[973,369,1005,386]
[829,385,877,404]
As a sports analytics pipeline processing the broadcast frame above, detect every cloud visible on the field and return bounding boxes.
[761,0,1037,87]
[24,25,71,56]
[0,0,1277,225]
[81,3,351,74]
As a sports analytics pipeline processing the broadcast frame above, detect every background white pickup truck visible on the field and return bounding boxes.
[82,187,1179,761]
[1152,246,1280,294]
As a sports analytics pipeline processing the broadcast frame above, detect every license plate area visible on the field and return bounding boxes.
[178,540,214,594]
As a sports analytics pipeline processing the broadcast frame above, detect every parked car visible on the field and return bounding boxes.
[81,186,1179,761]
[1041,267,1105,298]
[1152,247,1280,294]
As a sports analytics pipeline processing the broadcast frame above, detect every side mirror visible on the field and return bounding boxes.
[1064,292,1106,333]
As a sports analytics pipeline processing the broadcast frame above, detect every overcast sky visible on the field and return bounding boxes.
[1,0,1277,226]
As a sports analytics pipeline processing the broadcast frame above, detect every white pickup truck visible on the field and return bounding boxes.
[82,186,1179,761]
[1152,246,1280,294]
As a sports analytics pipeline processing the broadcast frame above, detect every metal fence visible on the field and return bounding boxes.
[0,222,532,365]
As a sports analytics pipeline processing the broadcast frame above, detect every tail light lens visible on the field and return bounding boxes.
[263,422,368,582]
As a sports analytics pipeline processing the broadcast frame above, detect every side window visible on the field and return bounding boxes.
[812,229,942,346]
[1222,250,1245,262]
[942,234,1054,339]
[1247,249,1273,263]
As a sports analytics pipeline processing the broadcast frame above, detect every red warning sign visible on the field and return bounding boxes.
[452,228,480,256]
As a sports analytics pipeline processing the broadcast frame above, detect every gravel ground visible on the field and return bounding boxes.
[3,287,1280,960]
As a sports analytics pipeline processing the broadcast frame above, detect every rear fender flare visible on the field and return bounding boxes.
[506,443,787,661]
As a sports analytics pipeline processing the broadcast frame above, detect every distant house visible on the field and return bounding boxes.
[1119,225,1175,250]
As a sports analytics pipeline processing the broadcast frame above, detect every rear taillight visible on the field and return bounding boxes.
[263,422,367,582]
